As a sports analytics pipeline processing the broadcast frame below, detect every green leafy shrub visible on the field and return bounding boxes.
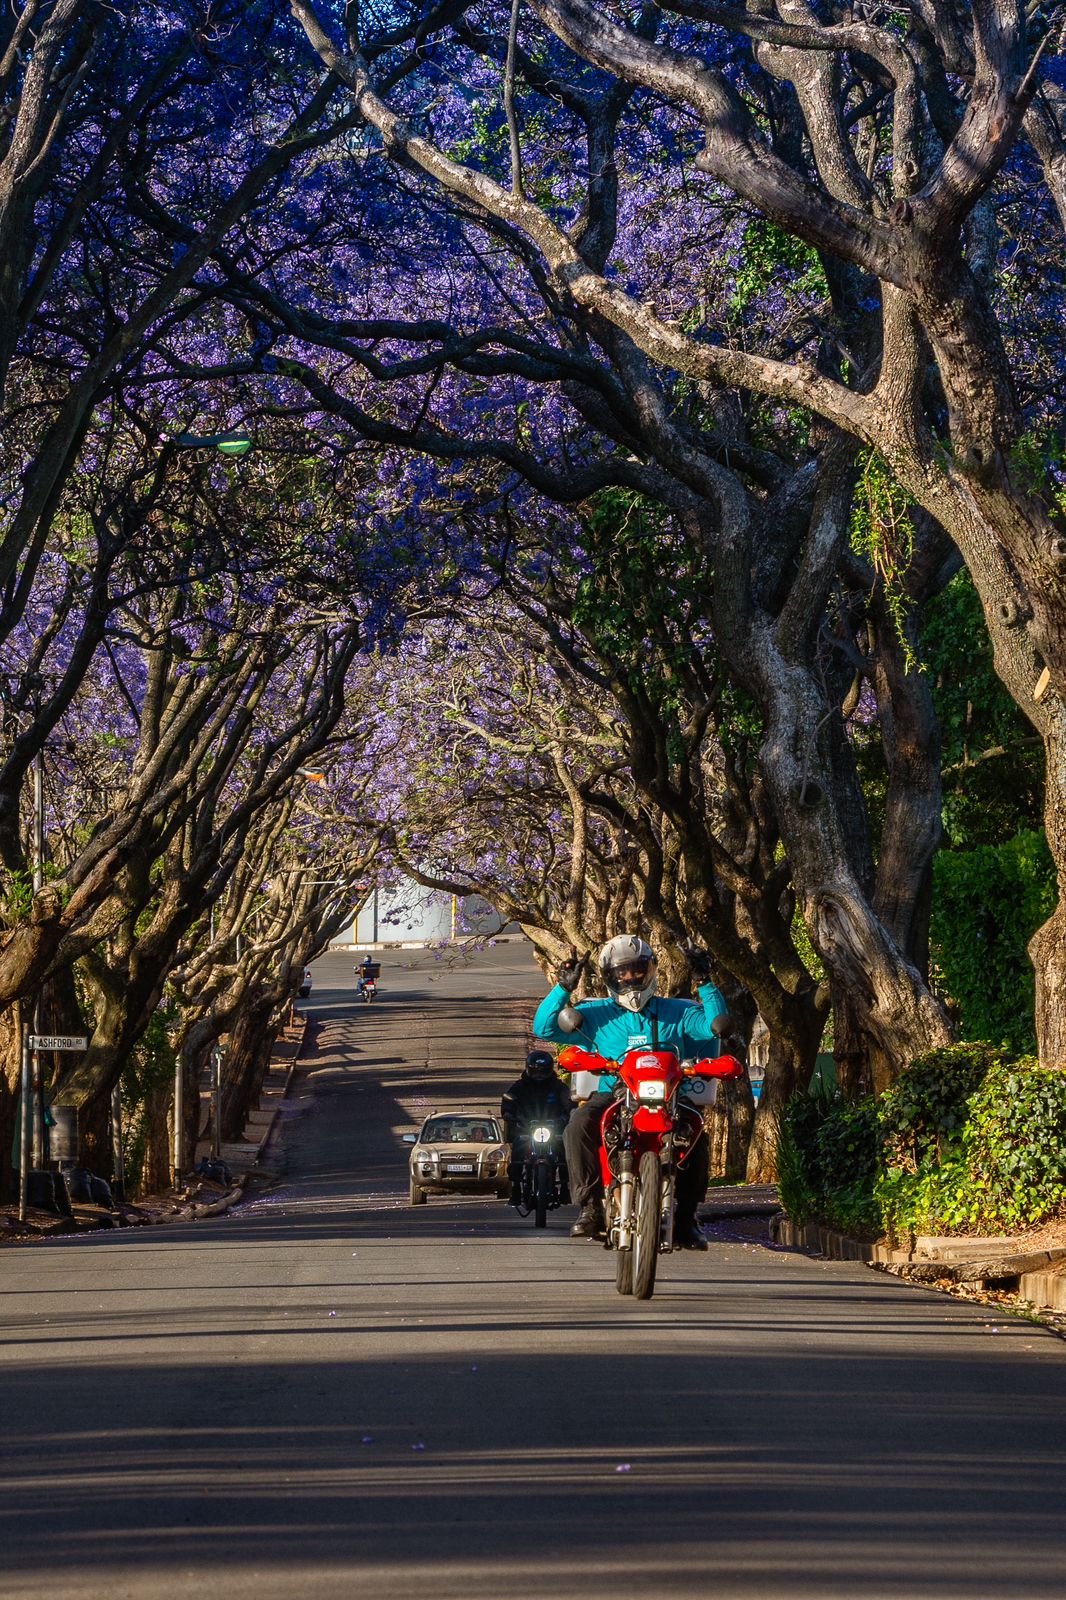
[780,1044,1066,1237]
[775,1100,819,1226]
[779,1087,879,1235]
[953,1059,1066,1229]
[930,831,1055,1053]
[877,1044,1000,1169]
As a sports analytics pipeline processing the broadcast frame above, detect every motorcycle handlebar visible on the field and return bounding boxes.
[685,1055,746,1079]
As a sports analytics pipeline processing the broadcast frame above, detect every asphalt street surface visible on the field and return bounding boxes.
[3,942,1066,1599]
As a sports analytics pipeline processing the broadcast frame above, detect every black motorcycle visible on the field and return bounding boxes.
[354,959,380,1002]
[515,1122,569,1228]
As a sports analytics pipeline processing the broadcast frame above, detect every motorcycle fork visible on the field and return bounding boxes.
[656,1120,680,1251]
[615,1150,636,1248]
[660,1169,676,1252]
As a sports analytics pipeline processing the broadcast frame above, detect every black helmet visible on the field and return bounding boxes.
[525,1049,554,1080]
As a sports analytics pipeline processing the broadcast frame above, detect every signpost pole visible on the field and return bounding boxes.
[31,744,44,1168]
[18,1024,30,1223]
[30,1035,42,1169]
[173,1056,183,1191]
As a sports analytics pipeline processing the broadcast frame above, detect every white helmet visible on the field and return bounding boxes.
[598,933,657,1013]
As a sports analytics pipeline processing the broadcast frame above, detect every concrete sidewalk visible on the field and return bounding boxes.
[195,1010,310,1181]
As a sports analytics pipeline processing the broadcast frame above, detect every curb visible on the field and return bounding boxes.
[151,1014,311,1226]
[2,1013,311,1244]
[700,1201,782,1221]
[249,1011,311,1168]
[770,1214,1066,1310]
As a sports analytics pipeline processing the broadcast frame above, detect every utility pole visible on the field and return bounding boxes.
[18,1016,30,1222]
[212,1045,222,1159]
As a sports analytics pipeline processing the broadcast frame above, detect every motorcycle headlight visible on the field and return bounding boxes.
[531,1126,552,1144]
[637,1080,666,1102]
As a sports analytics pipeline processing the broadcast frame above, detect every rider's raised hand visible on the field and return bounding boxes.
[687,946,713,982]
[556,950,588,992]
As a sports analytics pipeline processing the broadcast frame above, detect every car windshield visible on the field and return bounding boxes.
[422,1117,501,1144]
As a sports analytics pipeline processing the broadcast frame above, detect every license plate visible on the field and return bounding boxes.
[446,1163,474,1174]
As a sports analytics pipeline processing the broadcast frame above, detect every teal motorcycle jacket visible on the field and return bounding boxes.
[533,981,730,1092]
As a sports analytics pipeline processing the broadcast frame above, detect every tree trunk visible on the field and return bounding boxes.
[220,988,281,1141]
[0,1000,23,1200]
[746,1005,825,1180]
[77,1079,112,1175]
[137,1083,173,1196]
[891,462,1066,1070]
[706,1075,755,1181]
[753,641,955,1074]
[872,597,943,983]
[1030,705,1066,1065]
[832,984,872,1099]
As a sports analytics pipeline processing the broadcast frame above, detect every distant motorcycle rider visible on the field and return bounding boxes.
[501,1049,572,1207]
[533,935,733,1248]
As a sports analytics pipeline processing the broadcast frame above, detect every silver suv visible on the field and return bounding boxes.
[404,1111,510,1205]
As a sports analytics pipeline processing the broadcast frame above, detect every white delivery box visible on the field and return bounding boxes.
[679,1069,720,1107]
[567,1069,605,1101]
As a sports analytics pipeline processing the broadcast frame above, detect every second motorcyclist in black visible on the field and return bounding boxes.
[501,1049,572,1206]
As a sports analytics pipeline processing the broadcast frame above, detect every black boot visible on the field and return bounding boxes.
[674,1216,709,1251]
[570,1199,605,1238]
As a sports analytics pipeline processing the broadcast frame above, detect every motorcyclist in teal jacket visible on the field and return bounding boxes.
[533,933,733,1246]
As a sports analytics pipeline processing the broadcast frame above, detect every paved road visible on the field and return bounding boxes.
[2,943,1066,1600]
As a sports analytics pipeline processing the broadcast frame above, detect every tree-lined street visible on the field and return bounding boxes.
[2,944,1066,1600]
[8,6,1066,1588]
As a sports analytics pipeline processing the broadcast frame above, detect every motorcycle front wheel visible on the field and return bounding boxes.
[615,1246,633,1295]
[632,1150,661,1300]
[533,1161,551,1227]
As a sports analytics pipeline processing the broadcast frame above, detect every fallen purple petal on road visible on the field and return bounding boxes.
[412,1442,426,1451]
[361,1435,374,1445]
[616,1464,631,1473]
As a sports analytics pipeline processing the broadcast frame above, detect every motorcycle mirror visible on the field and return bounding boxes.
[557,1006,585,1034]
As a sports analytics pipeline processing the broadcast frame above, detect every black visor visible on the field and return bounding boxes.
[610,959,651,992]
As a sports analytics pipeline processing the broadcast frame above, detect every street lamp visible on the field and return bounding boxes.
[173,431,254,457]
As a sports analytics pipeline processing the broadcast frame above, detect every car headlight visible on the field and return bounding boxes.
[483,1147,505,1162]
[531,1126,552,1144]
[637,1080,666,1102]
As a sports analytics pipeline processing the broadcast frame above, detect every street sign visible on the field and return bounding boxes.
[29,1034,87,1052]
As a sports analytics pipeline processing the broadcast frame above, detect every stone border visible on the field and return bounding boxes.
[770,1214,1066,1311]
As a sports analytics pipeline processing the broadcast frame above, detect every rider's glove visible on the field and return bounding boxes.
[556,951,588,993]
[688,947,713,982]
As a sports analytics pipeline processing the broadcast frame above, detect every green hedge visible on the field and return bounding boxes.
[930,830,1055,1053]
[779,1044,1066,1237]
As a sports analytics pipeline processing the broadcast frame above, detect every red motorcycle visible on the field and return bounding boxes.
[559,1042,745,1299]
